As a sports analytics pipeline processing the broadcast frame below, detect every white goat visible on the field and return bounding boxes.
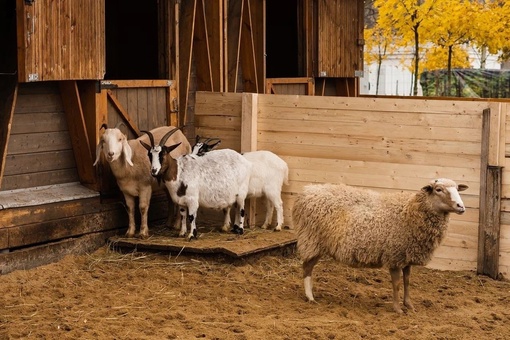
[141,129,252,240]
[93,124,191,239]
[192,140,289,231]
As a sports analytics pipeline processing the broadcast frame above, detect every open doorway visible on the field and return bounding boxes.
[105,0,159,79]
[265,0,303,78]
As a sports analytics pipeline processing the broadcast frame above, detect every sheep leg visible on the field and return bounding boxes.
[221,207,232,232]
[186,203,199,240]
[124,194,136,238]
[178,206,187,237]
[138,188,152,239]
[402,265,415,312]
[260,199,274,230]
[231,199,245,235]
[389,267,404,314]
[303,255,320,302]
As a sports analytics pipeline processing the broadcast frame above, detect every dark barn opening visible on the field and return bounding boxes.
[265,0,301,78]
[0,0,17,75]
[105,0,159,80]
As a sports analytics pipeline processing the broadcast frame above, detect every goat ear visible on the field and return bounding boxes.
[122,139,134,166]
[140,140,151,151]
[421,184,433,193]
[93,141,103,166]
[458,184,469,192]
[164,142,182,154]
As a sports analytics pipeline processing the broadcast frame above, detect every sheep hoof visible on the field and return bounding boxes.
[231,225,244,235]
[260,224,268,230]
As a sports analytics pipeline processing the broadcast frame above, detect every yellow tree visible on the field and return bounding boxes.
[375,0,438,96]
[471,0,510,68]
[364,24,398,94]
[421,0,474,95]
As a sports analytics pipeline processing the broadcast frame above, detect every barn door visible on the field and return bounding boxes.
[16,0,105,82]
[317,0,363,78]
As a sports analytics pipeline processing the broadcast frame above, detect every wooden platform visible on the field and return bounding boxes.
[108,224,297,258]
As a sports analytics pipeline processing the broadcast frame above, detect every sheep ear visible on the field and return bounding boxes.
[458,184,469,192]
[122,139,134,166]
[93,141,103,166]
[140,140,151,151]
[421,184,433,193]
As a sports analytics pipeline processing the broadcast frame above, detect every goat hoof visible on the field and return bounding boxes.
[231,225,244,235]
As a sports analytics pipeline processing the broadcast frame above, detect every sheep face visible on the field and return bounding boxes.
[94,128,133,166]
[421,179,468,215]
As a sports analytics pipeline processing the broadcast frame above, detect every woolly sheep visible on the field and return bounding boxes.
[291,178,468,313]
[141,129,252,240]
[93,124,191,239]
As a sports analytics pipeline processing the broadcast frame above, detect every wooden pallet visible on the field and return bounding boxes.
[108,224,297,258]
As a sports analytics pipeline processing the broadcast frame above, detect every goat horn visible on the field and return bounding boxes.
[140,130,155,147]
[204,137,221,145]
[115,121,127,130]
[159,127,181,147]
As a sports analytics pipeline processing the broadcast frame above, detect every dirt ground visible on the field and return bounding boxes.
[1,245,509,340]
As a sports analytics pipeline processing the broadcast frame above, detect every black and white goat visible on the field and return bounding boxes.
[93,123,191,239]
[191,135,221,156]
[140,129,252,240]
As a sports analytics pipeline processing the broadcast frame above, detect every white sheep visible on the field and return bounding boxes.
[93,124,191,239]
[227,151,289,231]
[291,178,468,313]
[191,139,289,231]
[140,129,252,240]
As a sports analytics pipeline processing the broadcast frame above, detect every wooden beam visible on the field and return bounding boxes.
[0,75,17,189]
[106,90,140,136]
[477,108,503,279]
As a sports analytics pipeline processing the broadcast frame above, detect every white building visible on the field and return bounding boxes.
[360,46,502,96]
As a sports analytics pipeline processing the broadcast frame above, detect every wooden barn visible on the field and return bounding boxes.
[0,0,508,281]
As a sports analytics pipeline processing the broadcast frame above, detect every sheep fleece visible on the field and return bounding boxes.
[292,183,451,269]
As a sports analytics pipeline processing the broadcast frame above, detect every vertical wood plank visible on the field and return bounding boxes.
[241,92,258,226]
[478,108,503,279]
[179,0,197,127]
[227,0,243,92]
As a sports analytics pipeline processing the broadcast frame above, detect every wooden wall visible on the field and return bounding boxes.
[16,0,105,82]
[2,83,78,191]
[194,91,510,276]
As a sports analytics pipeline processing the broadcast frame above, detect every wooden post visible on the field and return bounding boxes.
[241,92,258,227]
[477,107,503,279]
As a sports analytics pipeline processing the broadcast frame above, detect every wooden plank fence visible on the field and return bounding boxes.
[194,91,510,277]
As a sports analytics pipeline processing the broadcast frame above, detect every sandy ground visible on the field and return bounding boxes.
[1,245,509,340]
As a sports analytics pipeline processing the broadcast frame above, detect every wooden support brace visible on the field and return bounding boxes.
[106,90,140,136]
[0,75,18,189]
[59,81,96,187]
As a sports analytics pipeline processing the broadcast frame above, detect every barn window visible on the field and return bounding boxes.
[266,0,303,78]
[105,0,159,80]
